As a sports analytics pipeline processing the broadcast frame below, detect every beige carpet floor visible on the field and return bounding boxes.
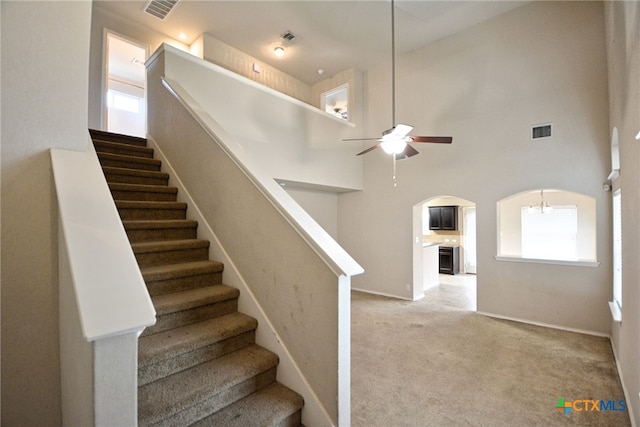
[351,278,630,427]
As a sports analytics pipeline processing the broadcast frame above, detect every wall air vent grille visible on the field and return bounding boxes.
[143,0,180,20]
[531,123,553,140]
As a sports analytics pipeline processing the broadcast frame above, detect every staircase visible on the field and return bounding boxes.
[90,129,304,426]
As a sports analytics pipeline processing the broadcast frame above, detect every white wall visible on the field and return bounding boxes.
[1,1,92,424]
[605,1,640,424]
[162,46,364,191]
[201,33,312,104]
[339,1,612,334]
[284,186,339,239]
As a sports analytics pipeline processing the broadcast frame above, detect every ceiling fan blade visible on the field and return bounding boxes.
[410,136,453,144]
[404,144,420,157]
[384,124,413,138]
[343,137,383,142]
[395,144,420,160]
[356,143,381,156]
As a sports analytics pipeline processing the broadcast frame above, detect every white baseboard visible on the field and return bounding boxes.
[610,337,637,427]
[475,310,609,338]
[351,287,412,301]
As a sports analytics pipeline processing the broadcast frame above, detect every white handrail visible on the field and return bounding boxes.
[51,141,155,340]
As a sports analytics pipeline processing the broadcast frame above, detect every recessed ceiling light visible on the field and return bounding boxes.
[274,46,285,57]
[178,33,187,40]
[318,69,324,75]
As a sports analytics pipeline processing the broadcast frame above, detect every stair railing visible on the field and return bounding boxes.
[52,141,156,426]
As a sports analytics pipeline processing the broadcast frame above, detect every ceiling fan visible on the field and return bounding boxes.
[345,0,452,160]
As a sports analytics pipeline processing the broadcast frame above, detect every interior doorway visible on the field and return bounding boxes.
[462,207,477,274]
[104,32,148,137]
[412,195,477,310]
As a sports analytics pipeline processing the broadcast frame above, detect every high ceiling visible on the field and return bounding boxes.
[96,0,529,85]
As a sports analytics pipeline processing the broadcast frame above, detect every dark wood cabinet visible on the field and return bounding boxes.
[429,206,458,230]
[439,246,460,275]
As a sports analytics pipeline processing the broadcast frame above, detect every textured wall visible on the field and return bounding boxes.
[1,1,91,424]
[605,1,640,424]
[339,1,612,334]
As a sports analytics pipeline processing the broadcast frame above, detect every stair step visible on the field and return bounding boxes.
[94,139,155,159]
[97,152,161,172]
[138,312,258,386]
[115,200,187,220]
[123,219,198,243]
[141,260,224,296]
[102,166,169,186]
[109,182,178,202]
[138,345,279,426]
[89,129,148,147]
[142,285,240,336]
[190,382,304,427]
[132,239,210,268]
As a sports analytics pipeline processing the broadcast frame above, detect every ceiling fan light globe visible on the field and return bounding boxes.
[380,139,407,154]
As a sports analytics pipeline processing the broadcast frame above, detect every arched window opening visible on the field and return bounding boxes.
[497,189,597,264]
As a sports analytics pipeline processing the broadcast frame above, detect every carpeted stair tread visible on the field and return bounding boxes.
[108,182,178,195]
[109,182,178,202]
[123,219,198,242]
[90,128,148,147]
[124,219,198,230]
[139,312,258,365]
[97,152,162,171]
[115,200,187,210]
[101,166,169,186]
[138,315,257,386]
[141,260,224,281]
[141,260,225,296]
[138,344,279,425]
[132,238,210,267]
[190,382,304,427]
[132,238,210,254]
[94,139,154,158]
[115,200,187,220]
[150,284,239,317]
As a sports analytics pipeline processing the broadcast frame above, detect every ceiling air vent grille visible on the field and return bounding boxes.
[143,0,180,20]
[280,31,299,45]
[531,123,553,140]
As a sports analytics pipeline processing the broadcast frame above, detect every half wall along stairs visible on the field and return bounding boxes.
[90,129,304,426]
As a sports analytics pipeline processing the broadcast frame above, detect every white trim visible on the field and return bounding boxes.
[608,169,620,181]
[608,301,622,323]
[476,311,609,338]
[148,136,334,427]
[351,287,413,301]
[495,255,600,267]
[610,340,638,427]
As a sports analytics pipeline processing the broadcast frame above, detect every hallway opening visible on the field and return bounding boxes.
[412,195,477,309]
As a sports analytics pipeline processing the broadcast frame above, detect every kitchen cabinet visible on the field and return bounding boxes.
[429,206,458,230]
[439,246,460,275]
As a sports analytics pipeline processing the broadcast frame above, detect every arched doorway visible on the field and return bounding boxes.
[412,195,477,310]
